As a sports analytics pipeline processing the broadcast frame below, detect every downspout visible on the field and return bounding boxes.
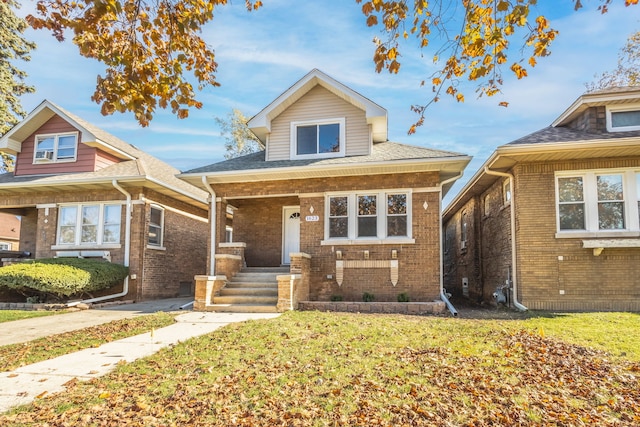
[202,176,216,276]
[68,180,132,306]
[483,167,528,311]
[439,173,463,317]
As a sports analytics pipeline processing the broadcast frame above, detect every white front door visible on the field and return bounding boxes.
[282,206,300,265]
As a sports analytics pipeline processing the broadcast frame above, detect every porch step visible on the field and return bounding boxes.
[205,304,278,313]
[211,267,284,312]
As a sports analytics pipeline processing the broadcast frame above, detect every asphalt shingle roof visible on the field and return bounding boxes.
[506,126,640,146]
[0,101,208,203]
[184,141,467,174]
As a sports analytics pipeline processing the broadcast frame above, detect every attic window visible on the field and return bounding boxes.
[291,118,345,159]
[33,132,78,163]
[606,105,640,132]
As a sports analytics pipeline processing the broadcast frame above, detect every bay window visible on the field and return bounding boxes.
[325,191,412,242]
[556,169,640,234]
[57,203,121,246]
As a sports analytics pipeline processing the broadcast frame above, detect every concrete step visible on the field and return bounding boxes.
[206,304,279,313]
[219,287,277,297]
[230,275,281,284]
[225,281,278,289]
[243,267,289,273]
[213,295,278,305]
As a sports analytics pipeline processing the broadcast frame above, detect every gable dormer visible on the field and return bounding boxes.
[0,100,135,177]
[552,86,640,133]
[248,69,387,161]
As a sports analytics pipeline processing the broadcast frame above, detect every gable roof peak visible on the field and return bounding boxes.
[247,69,388,143]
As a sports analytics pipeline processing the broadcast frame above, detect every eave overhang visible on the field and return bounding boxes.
[443,136,640,221]
[553,88,640,127]
[180,156,471,195]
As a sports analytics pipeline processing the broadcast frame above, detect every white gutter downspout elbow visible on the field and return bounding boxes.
[439,173,463,317]
[202,176,216,276]
[483,167,527,312]
[69,180,132,306]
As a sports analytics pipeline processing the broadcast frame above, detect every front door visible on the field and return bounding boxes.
[282,206,300,265]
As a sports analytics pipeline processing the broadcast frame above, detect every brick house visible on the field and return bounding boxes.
[0,100,209,302]
[0,213,20,251]
[180,69,470,313]
[443,87,640,312]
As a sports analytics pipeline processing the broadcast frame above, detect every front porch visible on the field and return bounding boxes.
[194,249,311,313]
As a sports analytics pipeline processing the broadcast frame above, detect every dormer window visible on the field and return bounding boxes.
[291,118,345,159]
[34,132,78,163]
[606,104,640,132]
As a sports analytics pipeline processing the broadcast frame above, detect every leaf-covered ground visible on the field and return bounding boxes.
[0,312,175,371]
[1,311,639,426]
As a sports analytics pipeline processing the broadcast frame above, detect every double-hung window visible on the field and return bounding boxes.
[148,205,164,247]
[291,118,345,159]
[556,169,640,234]
[57,203,121,246]
[325,191,412,242]
[34,132,78,163]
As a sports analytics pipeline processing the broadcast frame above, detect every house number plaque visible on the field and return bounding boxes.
[305,215,319,222]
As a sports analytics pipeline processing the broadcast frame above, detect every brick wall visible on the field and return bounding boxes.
[514,158,640,311]
[138,190,208,300]
[0,187,207,302]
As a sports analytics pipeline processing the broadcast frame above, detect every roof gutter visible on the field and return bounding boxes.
[483,167,527,312]
[202,176,216,276]
[68,180,132,306]
[439,172,463,316]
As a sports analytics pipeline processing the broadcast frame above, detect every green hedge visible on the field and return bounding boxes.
[0,258,129,300]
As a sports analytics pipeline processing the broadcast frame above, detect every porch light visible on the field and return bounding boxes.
[391,250,397,259]
[336,250,342,259]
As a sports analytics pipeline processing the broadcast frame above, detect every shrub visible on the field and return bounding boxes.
[330,295,343,302]
[397,292,410,302]
[0,258,128,300]
[362,292,375,302]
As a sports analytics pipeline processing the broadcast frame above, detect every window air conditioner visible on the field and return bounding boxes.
[35,150,54,160]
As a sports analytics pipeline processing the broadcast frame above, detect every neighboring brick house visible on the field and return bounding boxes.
[0,213,20,251]
[0,100,209,302]
[443,87,640,312]
[180,69,470,313]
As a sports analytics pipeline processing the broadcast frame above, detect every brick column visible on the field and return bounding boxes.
[194,275,227,311]
[276,252,311,311]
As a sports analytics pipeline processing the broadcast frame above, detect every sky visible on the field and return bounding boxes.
[12,0,640,205]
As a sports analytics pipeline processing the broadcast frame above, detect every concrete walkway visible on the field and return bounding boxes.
[0,298,195,346]
[0,305,280,412]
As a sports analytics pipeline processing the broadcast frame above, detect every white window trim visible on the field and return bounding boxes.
[148,205,165,248]
[56,202,122,247]
[503,179,512,206]
[0,242,12,250]
[290,118,346,160]
[33,131,79,164]
[321,189,415,245]
[606,103,640,132]
[555,168,640,237]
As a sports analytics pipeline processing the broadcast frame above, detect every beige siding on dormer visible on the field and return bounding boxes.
[266,86,370,161]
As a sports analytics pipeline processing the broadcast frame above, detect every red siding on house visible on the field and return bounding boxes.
[95,149,120,170]
[14,115,116,176]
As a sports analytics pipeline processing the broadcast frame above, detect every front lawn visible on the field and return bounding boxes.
[0,310,60,324]
[1,311,639,426]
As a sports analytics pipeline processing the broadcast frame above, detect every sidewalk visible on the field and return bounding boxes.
[0,309,280,412]
[0,297,195,346]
